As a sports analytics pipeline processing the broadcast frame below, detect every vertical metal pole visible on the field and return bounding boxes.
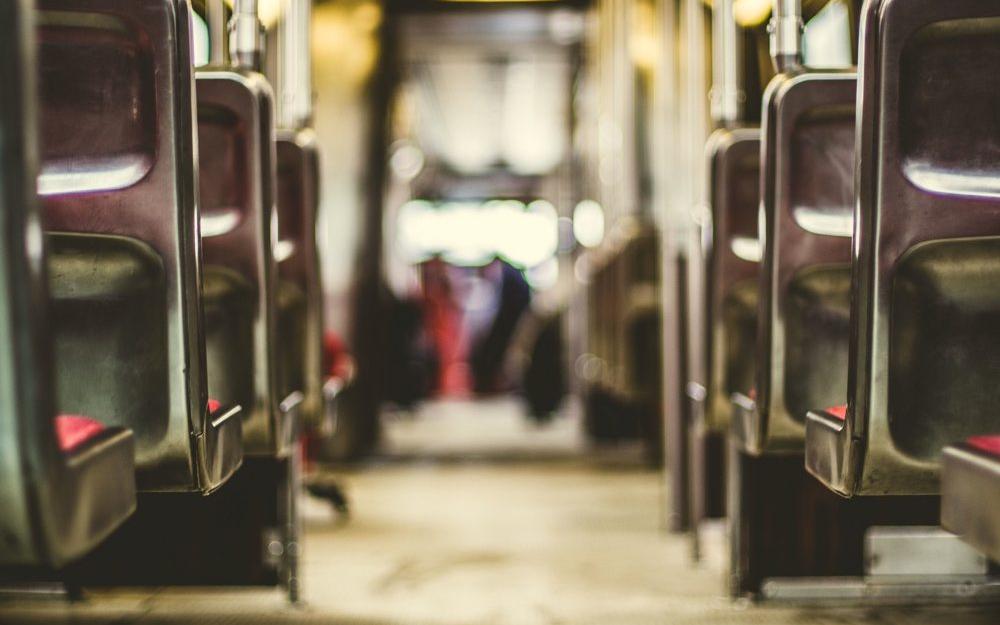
[688,384,705,560]
[298,0,314,127]
[682,0,711,560]
[727,417,744,597]
[229,0,262,71]
[285,404,302,604]
[769,0,803,73]
[207,0,227,66]
[711,0,743,126]
[272,0,314,128]
[655,0,687,534]
[278,392,305,603]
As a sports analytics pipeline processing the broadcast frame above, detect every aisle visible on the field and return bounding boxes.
[301,459,714,624]
[377,397,586,461]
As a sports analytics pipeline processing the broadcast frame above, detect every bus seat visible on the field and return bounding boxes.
[732,73,856,455]
[805,0,1000,496]
[582,221,660,448]
[620,229,662,461]
[582,232,628,441]
[197,69,288,456]
[685,129,762,525]
[36,0,243,492]
[275,130,324,429]
[0,0,136,569]
[941,436,1000,563]
[621,229,661,399]
[697,128,761,436]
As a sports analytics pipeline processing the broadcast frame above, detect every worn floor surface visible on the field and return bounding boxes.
[1,398,998,624]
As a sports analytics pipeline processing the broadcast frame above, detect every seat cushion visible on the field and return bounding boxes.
[967,435,1000,457]
[208,398,221,414]
[323,330,353,381]
[825,405,848,421]
[55,414,105,452]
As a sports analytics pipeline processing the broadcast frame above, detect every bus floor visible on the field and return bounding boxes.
[1,398,998,625]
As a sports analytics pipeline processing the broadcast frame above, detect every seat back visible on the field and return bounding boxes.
[275,129,323,428]
[0,0,135,568]
[602,224,659,399]
[698,128,760,433]
[620,227,660,404]
[197,69,285,455]
[736,73,856,454]
[807,0,1000,495]
[584,241,620,395]
[582,234,630,436]
[36,0,242,491]
[615,226,662,454]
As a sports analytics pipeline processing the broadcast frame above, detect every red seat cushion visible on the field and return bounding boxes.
[967,435,1000,457]
[208,398,221,414]
[825,405,848,421]
[323,330,354,382]
[54,415,105,452]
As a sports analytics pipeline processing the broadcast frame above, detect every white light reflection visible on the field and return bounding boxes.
[526,256,559,291]
[395,198,560,270]
[802,0,853,69]
[730,236,762,263]
[572,199,605,248]
[502,62,568,175]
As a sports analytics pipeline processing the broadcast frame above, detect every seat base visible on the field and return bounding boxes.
[63,456,297,601]
[729,448,940,598]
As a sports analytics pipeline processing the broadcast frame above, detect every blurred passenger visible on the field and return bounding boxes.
[469,258,532,394]
[521,311,566,422]
[419,257,469,396]
[384,293,435,407]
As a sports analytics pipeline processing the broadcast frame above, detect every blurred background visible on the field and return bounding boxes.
[296,0,662,466]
